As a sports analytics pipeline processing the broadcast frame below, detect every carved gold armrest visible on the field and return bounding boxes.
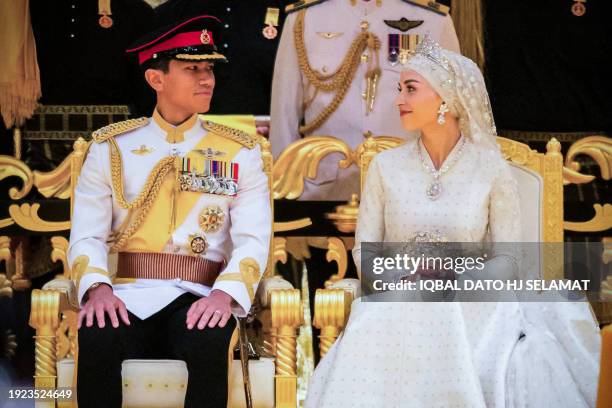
[257,276,294,307]
[42,279,78,310]
[313,280,357,361]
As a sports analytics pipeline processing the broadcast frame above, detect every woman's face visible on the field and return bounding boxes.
[395,70,443,132]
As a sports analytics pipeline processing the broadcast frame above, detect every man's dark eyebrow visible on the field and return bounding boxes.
[403,79,420,85]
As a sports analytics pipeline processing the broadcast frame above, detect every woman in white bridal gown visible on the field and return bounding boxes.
[304,39,600,408]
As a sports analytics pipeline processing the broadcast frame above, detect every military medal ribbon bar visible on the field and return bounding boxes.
[179,158,239,196]
[388,34,400,65]
[389,34,422,65]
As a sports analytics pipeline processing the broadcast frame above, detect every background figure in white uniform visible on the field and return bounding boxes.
[270,0,460,200]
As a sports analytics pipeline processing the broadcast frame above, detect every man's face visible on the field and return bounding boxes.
[149,60,216,114]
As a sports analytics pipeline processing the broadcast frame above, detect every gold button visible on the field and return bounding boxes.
[360,21,369,30]
[361,53,369,62]
[321,66,328,73]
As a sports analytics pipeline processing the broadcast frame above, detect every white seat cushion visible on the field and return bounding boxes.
[57,357,274,408]
[121,360,188,407]
[59,359,188,407]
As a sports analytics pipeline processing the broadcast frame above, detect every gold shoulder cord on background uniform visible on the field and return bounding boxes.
[294,9,381,134]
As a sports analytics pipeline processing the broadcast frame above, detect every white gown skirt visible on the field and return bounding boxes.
[304,299,599,408]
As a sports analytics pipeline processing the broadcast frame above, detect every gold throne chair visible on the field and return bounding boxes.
[28,123,304,408]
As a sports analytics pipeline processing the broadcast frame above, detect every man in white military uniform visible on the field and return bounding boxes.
[68,15,272,408]
[270,0,460,200]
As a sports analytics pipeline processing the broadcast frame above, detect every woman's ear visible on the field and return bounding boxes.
[144,69,164,92]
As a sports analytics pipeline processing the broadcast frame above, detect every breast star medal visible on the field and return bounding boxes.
[262,7,280,39]
[199,205,225,233]
[189,233,208,255]
[571,0,586,16]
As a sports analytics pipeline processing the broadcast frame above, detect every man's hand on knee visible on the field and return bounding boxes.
[78,284,131,329]
[186,290,233,330]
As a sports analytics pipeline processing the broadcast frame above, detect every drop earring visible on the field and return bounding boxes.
[437,101,449,125]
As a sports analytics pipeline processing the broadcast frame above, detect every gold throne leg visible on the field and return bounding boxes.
[29,289,66,408]
[271,289,303,408]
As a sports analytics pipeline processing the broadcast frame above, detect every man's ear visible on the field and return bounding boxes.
[144,68,164,92]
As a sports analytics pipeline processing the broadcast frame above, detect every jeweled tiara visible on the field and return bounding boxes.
[410,35,451,72]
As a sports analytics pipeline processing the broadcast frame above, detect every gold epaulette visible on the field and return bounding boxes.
[91,117,149,144]
[285,0,328,14]
[401,0,449,16]
[202,120,257,149]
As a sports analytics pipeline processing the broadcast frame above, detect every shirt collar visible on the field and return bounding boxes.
[349,0,382,19]
[152,108,200,143]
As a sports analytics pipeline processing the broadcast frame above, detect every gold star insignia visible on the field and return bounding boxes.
[189,233,208,255]
[199,205,225,233]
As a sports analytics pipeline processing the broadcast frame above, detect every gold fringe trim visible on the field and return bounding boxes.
[0,0,41,127]
[0,80,40,128]
[451,0,485,71]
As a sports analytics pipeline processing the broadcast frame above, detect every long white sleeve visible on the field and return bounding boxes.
[67,141,113,303]
[212,145,272,316]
